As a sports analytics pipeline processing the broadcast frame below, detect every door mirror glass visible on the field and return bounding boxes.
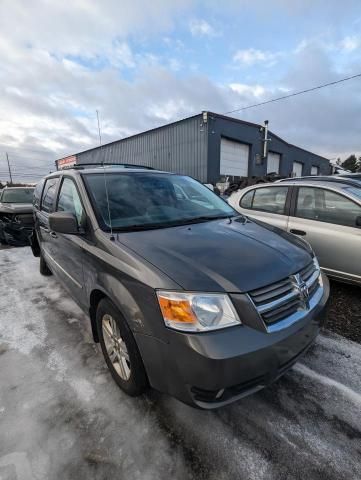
[49,212,79,234]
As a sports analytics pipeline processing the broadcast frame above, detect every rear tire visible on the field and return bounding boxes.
[40,253,52,276]
[96,298,148,396]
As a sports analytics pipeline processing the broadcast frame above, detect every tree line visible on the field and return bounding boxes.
[337,154,361,172]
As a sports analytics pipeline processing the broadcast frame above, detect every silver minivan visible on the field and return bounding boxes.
[228,178,361,285]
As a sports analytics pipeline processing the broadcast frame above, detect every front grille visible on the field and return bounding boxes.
[249,259,320,325]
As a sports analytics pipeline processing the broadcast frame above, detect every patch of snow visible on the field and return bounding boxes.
[294,363,361,407]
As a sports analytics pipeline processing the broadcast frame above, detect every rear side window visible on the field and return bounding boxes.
[33,179,45,209]
[243,186,288,215]
[296,187,361,227]
[41,178,58,213]
[240,190,254,209]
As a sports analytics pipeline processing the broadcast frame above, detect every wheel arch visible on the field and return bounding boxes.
[88,274,148,342]
[89,288,107,342]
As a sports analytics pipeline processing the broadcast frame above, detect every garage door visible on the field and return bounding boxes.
[293,161,303,177]
[267,152,280,174]
[220,138,249,177]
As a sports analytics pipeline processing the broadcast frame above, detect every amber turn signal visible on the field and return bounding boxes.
[158,296,196,324]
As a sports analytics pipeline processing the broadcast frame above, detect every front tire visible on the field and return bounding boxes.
[40,253,52,276]
[96,298,148,396]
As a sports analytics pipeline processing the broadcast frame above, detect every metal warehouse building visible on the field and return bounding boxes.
[56,111,330,182]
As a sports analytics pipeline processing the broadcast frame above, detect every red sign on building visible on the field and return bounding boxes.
[57,155,77,169]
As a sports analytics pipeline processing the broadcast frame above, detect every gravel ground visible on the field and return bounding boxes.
[0,247,360,480]
[325,281,361,343]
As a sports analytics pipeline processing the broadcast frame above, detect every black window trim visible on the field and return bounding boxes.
[290,184,361,227]
[239,185,292,216]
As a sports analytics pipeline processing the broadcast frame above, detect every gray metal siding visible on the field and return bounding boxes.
[206,115,330,182]
[76,115,209,182]
[64,111,330,183]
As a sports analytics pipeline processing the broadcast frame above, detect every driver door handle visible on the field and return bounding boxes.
[49,231,58,239]
[290,229,306,236]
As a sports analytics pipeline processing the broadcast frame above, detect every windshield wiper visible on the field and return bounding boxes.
[111,215,243,232]
[112,221,183,232]
[176,215,233,224]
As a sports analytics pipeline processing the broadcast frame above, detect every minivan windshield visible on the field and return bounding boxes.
[0,188,34,203]
[83,172,237,231]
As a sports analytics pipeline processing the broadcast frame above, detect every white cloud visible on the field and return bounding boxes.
[0,0,361,182]
[229,83,266,98]
[340,35,360,52]
[110,42,136,69]
[233,48,279,67]
[189,19,218,37]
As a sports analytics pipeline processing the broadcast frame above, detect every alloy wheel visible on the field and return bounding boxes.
[102,313,131,380]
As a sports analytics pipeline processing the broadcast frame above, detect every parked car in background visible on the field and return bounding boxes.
[228,177,361,286]
[31,165,329,409]
[0,186,35,246]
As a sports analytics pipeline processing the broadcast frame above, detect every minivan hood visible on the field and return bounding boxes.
[115,218,312,293]
[0,203,33,214]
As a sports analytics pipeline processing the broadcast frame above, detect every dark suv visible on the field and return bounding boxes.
[32,165,329,408]
[0,186,35,246]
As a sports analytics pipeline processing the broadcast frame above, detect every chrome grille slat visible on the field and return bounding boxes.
[257,289,300,314]
[249,259,321,326]
[250,278,291,298]
[262,298,300,319]
[251,283,293,305]
[263,302,300,324]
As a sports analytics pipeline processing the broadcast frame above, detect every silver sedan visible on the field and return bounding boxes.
[228,178,361,285]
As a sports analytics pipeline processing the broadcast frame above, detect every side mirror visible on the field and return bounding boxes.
[356,216,361,228]
[49,212,79,234]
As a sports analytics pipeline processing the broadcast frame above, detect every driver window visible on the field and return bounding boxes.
[57,178,84,225]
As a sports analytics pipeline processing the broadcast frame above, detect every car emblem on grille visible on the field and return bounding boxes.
[291,273,310,309]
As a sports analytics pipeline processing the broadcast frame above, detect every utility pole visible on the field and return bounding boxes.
[6,153,13,185]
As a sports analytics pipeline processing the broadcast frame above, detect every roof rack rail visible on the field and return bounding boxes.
[59,162,155,171]
[279,175,361,188]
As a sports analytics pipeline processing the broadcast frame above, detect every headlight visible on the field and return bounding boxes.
[157,291,241,332]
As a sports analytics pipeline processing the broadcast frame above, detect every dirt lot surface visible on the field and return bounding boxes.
[0,247,360,480]
[326,281,361,343]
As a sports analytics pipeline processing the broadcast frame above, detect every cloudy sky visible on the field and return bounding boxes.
[0,0,361,182]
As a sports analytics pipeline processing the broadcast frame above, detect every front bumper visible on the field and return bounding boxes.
[136,273,329,409]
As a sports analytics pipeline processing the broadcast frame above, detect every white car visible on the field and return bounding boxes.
[227,177,361,285]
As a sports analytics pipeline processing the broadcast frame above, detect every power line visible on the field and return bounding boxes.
[224,72,361,114]
[1,72,359,171]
